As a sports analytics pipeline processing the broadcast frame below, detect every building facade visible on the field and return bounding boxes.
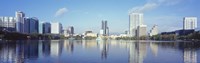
[129,13,143,37]
[67,26,74,36]
[24,17,30,33]
[0,17,16,31]
[101,20,109,36]
[1,11,39,34]
[137,25,147,37]
[24,17,39,34]
[29,17,39,33]
[183,17,197,30]
[51,22,62,34]
[15,11,25,33]
[63,26,74,37]
[42,22,51,34]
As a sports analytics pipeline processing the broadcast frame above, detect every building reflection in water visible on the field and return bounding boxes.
[24,40,39,59]
[82,40,97,48]
[15,40,39,63]
[182,42,197,63]
[128,41,147,63]
[42,40,51,57]
[64,40,74,53]
[0,41,17,63]
[97,40,109,59]
[50,40,63,57]
[150,42,158,57]
[184,48,197,63]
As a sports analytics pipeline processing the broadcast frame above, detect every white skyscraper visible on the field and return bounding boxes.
[4,17,9,28]
[15,11,25,32]
[0,17,16,31]
[51,22,62,34]
[129,13,144,37]
[149,25,158,36]
[183,17,197,30]
[0,17,3,27]
[8,17,15,28]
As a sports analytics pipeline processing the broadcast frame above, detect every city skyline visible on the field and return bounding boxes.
[0,0,199,34]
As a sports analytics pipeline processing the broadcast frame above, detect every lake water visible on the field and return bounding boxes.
[0,40,200,63]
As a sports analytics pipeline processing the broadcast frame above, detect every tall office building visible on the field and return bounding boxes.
[51,22,62,34]
[15,11,25,32]
[67,26,74,36]
[106,27,109,36]
[129,13,143,37]
[24,17,39,34]
[8,17,16,31]
[0,17,3,28]
[39,22,43,34]
[137,25,147,37]
[4,17,9,28]
[29,17,39,33]
[101,20,109,36]
[42,22,51,34]
[1,11,39,33]
[24,17,30,33]
[149,25,158,36]
[0,17,16,31]
[183,17,197,30]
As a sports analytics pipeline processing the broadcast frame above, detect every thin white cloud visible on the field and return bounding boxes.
[129,3,157,13]
[129,0,181,13]
[55,7,68,17]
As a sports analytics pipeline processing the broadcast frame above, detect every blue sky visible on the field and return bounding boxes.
[0,0,199,34]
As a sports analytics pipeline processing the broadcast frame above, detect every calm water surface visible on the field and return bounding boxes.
[0,40,200,63]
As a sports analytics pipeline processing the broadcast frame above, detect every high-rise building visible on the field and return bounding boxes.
[15,11,25,32]
[29,17,39,33]
[24,17,39,34]
[8,17,16,31]
[101,20,109,36]
[51,22,62,34]
[106,27,109,36]
[67,26,74,36]
[4,17,9,28]
[24,17,30,33]
[129,13,143,37]
[39,22,43,34]
[149,25,158,36]
[0,17,3,28]
[0,17,16,31]
[1,11,39,33]
[137,25,147,37]
[42,22,51,34]
[183,17,197,30]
